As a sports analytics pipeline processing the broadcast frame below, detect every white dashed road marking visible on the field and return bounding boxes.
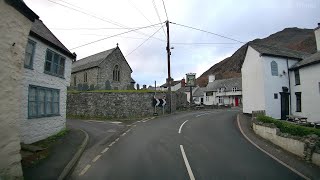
[109,141,115,147]
[92,155,102,162]
[101,147,109,154]
[180,145,195,180]
[178,120,189,134]
[79,164,91,176]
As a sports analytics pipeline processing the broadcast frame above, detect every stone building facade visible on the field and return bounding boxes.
[71,46,135,90]
[0,0,38,178]
[20,19,75,144]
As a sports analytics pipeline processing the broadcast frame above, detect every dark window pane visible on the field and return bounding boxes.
[25,53,31,66]
[38,89,45,115]
[29,102,37,116]
[271,61,278,76]
[54,54,59,64]
[29,87,36,101]
[53,63,58,74]
[46,90,52,114]
[46,51,53,62]
[53,102,59,114]
[294,70,300,85]
[45,61,51,72]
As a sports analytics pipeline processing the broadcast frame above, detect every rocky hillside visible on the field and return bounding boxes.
[197,27,317,87]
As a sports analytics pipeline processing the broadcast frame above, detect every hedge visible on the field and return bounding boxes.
[256,115,320,137]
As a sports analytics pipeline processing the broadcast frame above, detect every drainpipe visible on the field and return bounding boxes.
[286,59,292,115]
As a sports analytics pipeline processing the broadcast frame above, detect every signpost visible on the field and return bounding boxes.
[153,95,166,115]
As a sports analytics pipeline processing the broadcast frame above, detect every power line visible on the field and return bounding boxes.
[47,0,166,42]
[161,0,169,20]
[171,42,241,45]
[170,22,245,43]
[70,22,164,50]
[50,26,163,30]
[152,0,166,37]
[125,25,164,57]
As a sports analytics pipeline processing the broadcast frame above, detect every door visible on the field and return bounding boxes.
[280,92,290,120]
[200,98,204,105]
[235,97,239,106]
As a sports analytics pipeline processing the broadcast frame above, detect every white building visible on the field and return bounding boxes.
[241,42,310,120]
[21,19,76,144]
[204,75,242,106]
[193,87,206,105]
[160,80,182,91]
[289,26,320,122]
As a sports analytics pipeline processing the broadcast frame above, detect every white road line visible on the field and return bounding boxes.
[180,145,195,180]
[126,129,131,133]
[92,155,102,162]
[109,141,115,147]
[79,164,91,176]
[236,115,310,180]
[101,147,109,154]
[121,132,126,136]
[178,120,189,134]
[115,138,120,142]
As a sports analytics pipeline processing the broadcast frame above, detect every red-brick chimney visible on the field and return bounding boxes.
[181,78,186,87]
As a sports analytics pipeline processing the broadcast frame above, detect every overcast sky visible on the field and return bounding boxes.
[24,0,320,86]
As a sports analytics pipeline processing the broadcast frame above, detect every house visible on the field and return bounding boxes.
[21,19,76,144]
[241,42,310,120]
[204,75,242,106]
[193,87,206,105]
[288,25,320,122]
[0,0,38,178]
[71,46,135,90]
[160,79,182,91]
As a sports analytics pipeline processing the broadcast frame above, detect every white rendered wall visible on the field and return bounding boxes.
[21,36,72,144]
[262,56,298,119]
[241,46,265,114]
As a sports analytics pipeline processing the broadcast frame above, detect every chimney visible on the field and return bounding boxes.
[208,75,215,82]
[315,23,320,51]
[143,84,147,89]
[72,52,77,63]
[181,78,186,87]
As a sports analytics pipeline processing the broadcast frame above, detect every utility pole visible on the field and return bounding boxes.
[166,20,172,113]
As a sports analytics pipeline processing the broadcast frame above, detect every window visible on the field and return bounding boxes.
[206,96,209,101]
[84,72,87,83]
[294,70,300,85]
[219,97,224,104]
[295,92,301,112]
[24,39,36,69]
[113,65,120,81]
[271,61,278,76]
[74,76,77,87]
[45,49,65,77]
[232,87,238,92]
[274,93,278,99]
[28,85,60,118]
[206,92,213,96]
[217,88,224,93]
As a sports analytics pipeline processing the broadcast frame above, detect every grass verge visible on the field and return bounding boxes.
[257,115,320,137]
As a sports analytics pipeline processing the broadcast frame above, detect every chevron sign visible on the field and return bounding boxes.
[153,96,166,107]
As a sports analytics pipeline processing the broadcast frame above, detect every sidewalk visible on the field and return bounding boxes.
[238,113,320,180]
[22,128,87,180]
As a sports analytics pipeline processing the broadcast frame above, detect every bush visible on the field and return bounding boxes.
[256,115,320,137]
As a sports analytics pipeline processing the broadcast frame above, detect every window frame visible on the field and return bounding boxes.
[294,70,300,85]
[295,92,301,112]
[218,96,224,104]
[271,61,278,76]
[274,93,278,99]
[113,65,120,82]
[44,49,66,78]
[28,85,60,119]
[232,87,238,92]
[24,39,36,69]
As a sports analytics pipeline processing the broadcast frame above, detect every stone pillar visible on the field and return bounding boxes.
[136,84,140,90]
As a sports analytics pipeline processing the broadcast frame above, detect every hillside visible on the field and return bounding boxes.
[197,27,317,87]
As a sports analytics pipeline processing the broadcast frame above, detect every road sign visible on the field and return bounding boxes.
[153,96,166,107]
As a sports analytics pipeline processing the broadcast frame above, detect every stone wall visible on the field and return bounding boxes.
[0,0,33,178]
[67,92,187,119]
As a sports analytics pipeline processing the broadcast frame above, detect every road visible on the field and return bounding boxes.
[72,109,303,180]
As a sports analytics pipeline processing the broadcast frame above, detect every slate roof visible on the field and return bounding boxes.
[205,77,242,92]
[290,51,320,70]
[249,43,309,60]
[161,80,181,88]
[30,19,75,59]
[177,87,195,92]
[71,48,116,73]
[131,77,136,83]
[6,0,39,21]
[193,87,206,97]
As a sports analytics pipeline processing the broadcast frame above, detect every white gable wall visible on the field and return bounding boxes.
[21,36,72,144]
[262,56,298,119]
[290,63,320,122]
[242,46,265,114]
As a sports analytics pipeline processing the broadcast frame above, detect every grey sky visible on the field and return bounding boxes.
[24,0,320,86]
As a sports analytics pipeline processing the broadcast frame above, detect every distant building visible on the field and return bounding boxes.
[193,87,206,105]
[204,75,242,106]
[160,79,182,91]
[71,46,135,90]
[241,42,310,120]
[21,19,76,144]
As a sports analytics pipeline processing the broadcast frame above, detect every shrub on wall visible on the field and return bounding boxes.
[257,115,320,137]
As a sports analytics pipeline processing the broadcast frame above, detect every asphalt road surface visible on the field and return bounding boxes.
[73,109,303,180]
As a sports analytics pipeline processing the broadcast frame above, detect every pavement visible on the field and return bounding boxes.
[238,113,320,179]
[22,128,86,180]
[69,109,311,180]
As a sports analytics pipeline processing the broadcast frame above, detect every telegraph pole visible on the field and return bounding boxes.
[166,20,172,113]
